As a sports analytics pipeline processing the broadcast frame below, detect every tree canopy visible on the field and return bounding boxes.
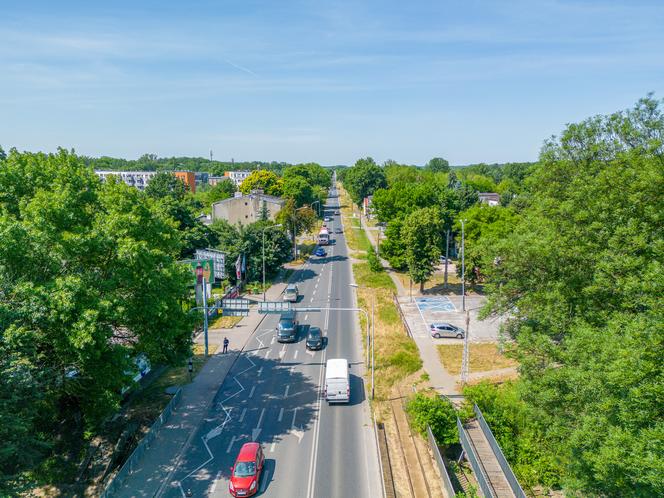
[343,157,388,207]
[0,149,194,488]
[239,169,282,196]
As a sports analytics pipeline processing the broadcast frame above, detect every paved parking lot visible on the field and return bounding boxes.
[400,294,501,344]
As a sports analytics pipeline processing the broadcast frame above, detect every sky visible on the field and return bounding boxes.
[1,0,663,166]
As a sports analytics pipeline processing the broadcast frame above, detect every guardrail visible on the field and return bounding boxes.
[473,405,526,498]
[392,292,413,338]
[99,388,182,498]
[457,418,495,498]
[426,425,456,498]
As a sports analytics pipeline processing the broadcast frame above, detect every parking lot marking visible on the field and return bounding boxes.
[249,386,256,398]
[278,407,284,422]
[239,408,247,423]
[284,385,290,397]
[225,435,236,454]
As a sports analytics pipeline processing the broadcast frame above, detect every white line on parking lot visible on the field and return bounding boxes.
[249,386,256,398]
[239,408,247,423]
[257,367,263,377]
[278,408,284,422]
[284,385,290,397]
[225,435,236,454]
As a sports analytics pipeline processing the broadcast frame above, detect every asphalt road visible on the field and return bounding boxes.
[159,193,381,497]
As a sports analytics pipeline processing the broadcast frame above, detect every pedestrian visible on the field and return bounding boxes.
[223,337,229,354]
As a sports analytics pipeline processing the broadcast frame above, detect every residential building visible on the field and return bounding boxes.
[195,172,209,185]
[209,176,234,186]
[478,192,501,206]
[224,170,252,187]
[94,170,196,193]
[95,170,158,191]
[212,190,284,225]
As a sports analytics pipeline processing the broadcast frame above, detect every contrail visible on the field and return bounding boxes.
[223,58,257,77]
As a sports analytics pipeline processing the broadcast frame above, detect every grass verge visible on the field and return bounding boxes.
[436,342,518,375]
[210,314,243,329]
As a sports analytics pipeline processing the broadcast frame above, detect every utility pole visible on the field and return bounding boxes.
[461,310,470,385]
[461,219,466,312]
[444,229,450,288]
[209,149,213,162]
[202,277,209,357]
[371,294,375,400]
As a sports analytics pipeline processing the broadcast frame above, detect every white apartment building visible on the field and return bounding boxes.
[95,170,158,191]
[224,170,252,187]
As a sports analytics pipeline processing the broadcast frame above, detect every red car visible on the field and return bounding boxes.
[229,442,264,496]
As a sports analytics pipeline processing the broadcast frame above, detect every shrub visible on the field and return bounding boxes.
[406,392,458,445]
[367,247,383,272]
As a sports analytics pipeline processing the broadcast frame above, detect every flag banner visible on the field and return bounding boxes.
[235,254,242,279]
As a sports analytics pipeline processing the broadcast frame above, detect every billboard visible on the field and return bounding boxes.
[195,249,226,280]
[181,259,214,285]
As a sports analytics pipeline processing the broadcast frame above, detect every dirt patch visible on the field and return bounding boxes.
[437,343,518,375]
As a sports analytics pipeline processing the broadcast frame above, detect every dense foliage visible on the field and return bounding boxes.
[475,96,664,496]
[0,149,194,489]
[343,157,388,207]
[405,393,458,445]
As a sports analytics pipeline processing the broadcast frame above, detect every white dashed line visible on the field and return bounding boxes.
[284,385,290,397]
[278,408,284,422]
[239,408,247,423]
[270,442,276,453]
[294,350,299,360]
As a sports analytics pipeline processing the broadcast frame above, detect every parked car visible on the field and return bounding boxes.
[229,442,264,497]
[283,284,299,302]
[277,311,298,343]
[430,322,464,339]
[306,326,323,350]
[315,247,327,257]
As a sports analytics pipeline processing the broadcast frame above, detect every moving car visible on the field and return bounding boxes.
[324,358,350,403]
[283,284,299,302]
[276,311,298,343]
[430,322,465,339]
[229,442,264,497]
[315,247,327,257]
[324,216,332,222]
[334,210,340,215]
[306,326,323,350]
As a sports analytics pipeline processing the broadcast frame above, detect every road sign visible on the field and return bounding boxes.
[195,249,226,280]
[258,301,292,314]
[221,298,251,317]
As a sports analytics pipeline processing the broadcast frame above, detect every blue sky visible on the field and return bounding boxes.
[1,0,663,165]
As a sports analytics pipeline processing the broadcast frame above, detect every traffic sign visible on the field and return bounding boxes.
[221,298,251,317]
[258,301,292,314]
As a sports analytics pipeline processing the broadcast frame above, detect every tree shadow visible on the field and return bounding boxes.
[422,282,486,297]
[171,353,319,496]
[291,268,317,283]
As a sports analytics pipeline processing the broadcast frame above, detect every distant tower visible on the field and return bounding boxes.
[209,150,213,162]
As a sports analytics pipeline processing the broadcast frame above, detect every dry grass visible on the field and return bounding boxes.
[210,314,242,329]
[437,342,518,375]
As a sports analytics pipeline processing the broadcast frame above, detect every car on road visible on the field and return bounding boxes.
[324,216,332,222]
[229,442,264,497]
[277,311,298,343]
[283,283,299,302]
[315,247,327,257]
[430,322,464,339]
[334,210,340,215]
[306,326,323,350]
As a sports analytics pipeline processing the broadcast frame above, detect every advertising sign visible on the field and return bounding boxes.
[195,249,225,280]
[181,259,214,285]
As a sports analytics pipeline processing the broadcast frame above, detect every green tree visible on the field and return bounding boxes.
[205,178,236,205]
[406,393,458,445]
[426,157,450,173]
[276,199,317,256]
[0,145,6,161]
[239,170,282,196]
[0,149,194,488]
[145,171,188,198]
[379,217,408,271]
[402,207,445,291]
[281,175,315,207]
[343,157,388,207]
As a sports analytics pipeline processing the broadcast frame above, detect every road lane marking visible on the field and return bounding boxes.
[294,349,299,360]
[252,408,265,441]
[278,408,284,422]
[270,442,276,453]
[265,348,270,359]
[226,435,236,453]
[284,385,290,397]
[304,314,309,320]
[279,344,286,359]
[291,407,298,427]
[249,386,256,398]
[257,367,263,377]
[239,408,247,423]
[271,336,275,345]
[310,296,314,302]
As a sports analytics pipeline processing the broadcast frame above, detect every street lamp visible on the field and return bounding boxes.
[262,224,283,302]
[460,219,466,312]
[350,283,375,400]
[311,200,321,217]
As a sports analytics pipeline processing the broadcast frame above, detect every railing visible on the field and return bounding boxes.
[473,405,526,498]
[426,425,456,498]
[392,292,413,338]
[99,388,182,498]
[457,418,495,498]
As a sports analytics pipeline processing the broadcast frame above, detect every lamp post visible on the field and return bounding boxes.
[262,224,282,302]
[311,200,321,217]
[461,219,466,312]
[350,283,375,400]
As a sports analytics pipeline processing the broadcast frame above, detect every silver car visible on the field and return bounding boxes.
[430,322,464,339]
[283,284,299,302]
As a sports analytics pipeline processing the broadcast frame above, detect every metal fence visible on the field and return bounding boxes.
[99,388,182,498]
[392,292,413,338]
[457,418,495,498]
[473,405,526,498]
[426,425,456,498]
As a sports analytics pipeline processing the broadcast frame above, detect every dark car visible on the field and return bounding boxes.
[306,326,323,350]
[277,311,298,343]
[315,247,327,257]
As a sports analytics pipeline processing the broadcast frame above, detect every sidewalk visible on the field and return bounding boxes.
[360,216,459,395]
[113,273,296,497]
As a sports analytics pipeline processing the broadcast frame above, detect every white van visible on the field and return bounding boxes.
[324,358,350,403]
